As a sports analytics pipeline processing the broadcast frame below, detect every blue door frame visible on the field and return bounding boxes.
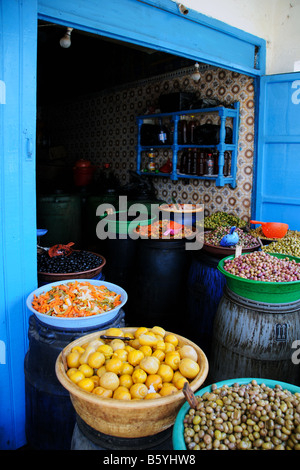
[1,0,266,449]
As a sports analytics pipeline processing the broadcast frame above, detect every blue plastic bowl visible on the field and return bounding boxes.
[26,279,128,330]
[172,377,300,450]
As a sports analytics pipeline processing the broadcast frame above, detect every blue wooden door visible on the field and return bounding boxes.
[0,0,37,449]
[254,73,300,230]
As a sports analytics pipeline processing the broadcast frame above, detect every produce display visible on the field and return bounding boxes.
[205,227,258,248]
[31,281,122,318]
[64,326,201,400]
[38,250,103,274]
[183,380,300,450]
[262,237,300,258]
[135,220,195,239]
[202,212,247,230]
[223,251,300,282]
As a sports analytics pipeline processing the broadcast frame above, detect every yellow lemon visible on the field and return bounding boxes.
[66,351,80,369]
[164,351,180,370]
[128,349,144,367]
[130,338,142,349]
[90,375,100,387]
[78,363,94,377]
[152,349,165,362]
[144,392,161,399]
[164,342,175,353]
[111,338,125,351]
[134,327,148,338]
[132,368,147,384]
[139,356,160,375]
[172,370,186,384]
[66,367,78,378]
[71,346,85,354]
[77,377,95,393]
[105,327,124,337]
[119,374,133,389]
[97,344,113,359]
[174,377,188,390]
[96,365,107,378]
[99,372,120,391]
[92,386,113,398]
[105,357,123,374]
[164,334,178,347]
[130,383,148,399]
[145,374,163,391]
[159,383,178,396]
[179,358,200,379]
[120,362,134,375]
[157,363,174,383]
[113,349,128,361]
[139,345,152,357]
[138,333,158,347]
[113,386,132,400]
[88,351,106,369]
[69,370,85,384]
[151,326,166,337]
[153,340,166,351]
[179,345,198,362]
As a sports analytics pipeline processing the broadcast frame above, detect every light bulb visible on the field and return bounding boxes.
[59,28,73,48]
[191,63,200,83]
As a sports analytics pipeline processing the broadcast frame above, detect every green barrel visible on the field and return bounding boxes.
[37,194,81,247]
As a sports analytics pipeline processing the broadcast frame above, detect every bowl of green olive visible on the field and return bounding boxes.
[173,378,300,450]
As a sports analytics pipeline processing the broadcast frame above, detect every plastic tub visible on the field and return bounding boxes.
[173,377,300,450]
[26,279,127,329]
[217,252,300,303]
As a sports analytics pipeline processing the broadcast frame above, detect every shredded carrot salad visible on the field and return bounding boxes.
[32,281,122,318]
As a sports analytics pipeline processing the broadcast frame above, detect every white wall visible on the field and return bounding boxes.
[172,0,300,75]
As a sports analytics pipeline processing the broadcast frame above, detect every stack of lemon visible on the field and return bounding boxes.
[65,326,200,400]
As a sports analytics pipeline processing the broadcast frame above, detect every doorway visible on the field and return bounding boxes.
[0,0,265,449]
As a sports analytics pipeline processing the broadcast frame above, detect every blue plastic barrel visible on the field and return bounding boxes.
[24,309,125,450]
[186,251,226,359]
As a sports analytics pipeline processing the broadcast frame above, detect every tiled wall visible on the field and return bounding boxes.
[46,67,255,222]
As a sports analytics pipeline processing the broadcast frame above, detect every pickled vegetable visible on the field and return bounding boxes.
[205,226,258,248]
[202,212,247,230]
[183,380,300,450]
[64,325,202,401]
[223,251,300,282]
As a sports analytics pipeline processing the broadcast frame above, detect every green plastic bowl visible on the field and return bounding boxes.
[172,377,300,450]
[217,252,300,303]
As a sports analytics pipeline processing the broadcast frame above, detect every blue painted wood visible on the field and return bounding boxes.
[0,0,37,450]
[38,0,266,76]
[254,72,300,230]
[0,0,267,450]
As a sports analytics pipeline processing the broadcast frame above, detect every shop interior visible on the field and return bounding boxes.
[36,21,255,252]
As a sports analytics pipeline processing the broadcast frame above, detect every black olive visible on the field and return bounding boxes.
[37,251,102,274]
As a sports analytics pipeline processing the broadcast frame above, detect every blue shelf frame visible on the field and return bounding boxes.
[136,102,240,188]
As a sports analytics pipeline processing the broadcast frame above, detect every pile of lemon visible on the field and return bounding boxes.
[65,326,200,400]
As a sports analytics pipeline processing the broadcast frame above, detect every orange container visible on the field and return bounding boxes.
[250,220,288,239]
